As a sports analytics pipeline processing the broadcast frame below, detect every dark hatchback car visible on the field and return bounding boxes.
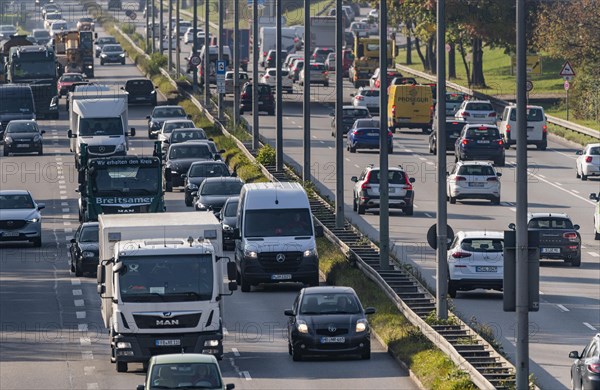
[95,36,117,57]
[569,333,600,390]
[165,142,218,191]
[330,106,372,136]
[346,120,393,153]
[99,44,126,65]
[123,79,157,106]
[146,105,190,138]
[455,124,505,166]
[429,119,466,155]
[183,160,231,207]
[219,196,239,250]
[285,286,375,361]
[523,212,581,267]
[69,222,99,277]
[239,82,274,116]
[193,177,244,213]
[2,120,45,156]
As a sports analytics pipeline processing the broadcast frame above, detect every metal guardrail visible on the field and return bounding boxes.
[395,63,599,140]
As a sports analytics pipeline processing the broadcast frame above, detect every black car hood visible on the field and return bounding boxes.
[197,194,235,208]
[301,313,363,330]
[78,242,99,253]
[6,132,38,140]
[168,158,214,172]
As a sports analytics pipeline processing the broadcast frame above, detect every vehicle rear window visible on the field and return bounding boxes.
[466,102,494,111]
[528,218,574,229]
[310,64,326,70]
[446,122,465,133]
[457,165,495,176]
[508,108,545,122]
[169,144,212,159]
[465,127,500,140]
[446,93,466,103]
[153,107,186,117]
[190,163,228,177]
[343,109,370,118]
[360,89,379,97]
[460,238,503,252]
[61,75,84,82]
[589,147,600,155]
[171,129,207,142]
[369,170,406,184]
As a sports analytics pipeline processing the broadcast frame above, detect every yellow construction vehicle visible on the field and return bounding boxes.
[348,37,395,88]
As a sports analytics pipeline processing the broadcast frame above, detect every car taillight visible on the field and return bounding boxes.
[313,53,317,58]
[461,139,469,145]
[497,139,504,145]
[588,363,600,374]
[391,105,396,116]
[388,131,393,137]
[404,176,413,191]
[267,57,272,61]
[489,112,496,117]
[263,51,267,56]
[487,177,498,181]
[563,232,578,241]
[375,80,380,88]
[355,95,364,101]
[452,252,472,258]
[542,124,547,133]
[355,130,364,136]
[585,156,593,163]
[264,75,270,79]
[461,112,470,117]
[454,176,466,181]
[241,92,248,99]
[323,71,328,75]
[505,124,511,133]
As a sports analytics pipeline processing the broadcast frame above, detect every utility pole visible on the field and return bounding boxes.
[159,0,164,52]
[204,0,210,107]
[151,0,156,53]
[334,0,344,228]
[302,0,311,182]
[192,0,198,94]
[145,0,150,53]
[252,0,259,150]
[218,0,224,120]
[176,0,181,78]
[436,0,448,319]
[168,0,173,71]
[516,0,529,386]
[275,0,283,171]
[378,0,389,270]
[233,0,240,127]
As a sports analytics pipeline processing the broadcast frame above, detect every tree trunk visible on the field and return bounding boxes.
[414,36,426,70]
[458,41,471,86]
[471,38,486,88]
[406,32,412,65]
[448,43,456,79]
[427,36,436,74]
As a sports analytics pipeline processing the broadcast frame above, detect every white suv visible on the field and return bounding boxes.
[351,165,415,216]
[590,192,600,240]
[454,100,497,125]
[260,68,293,94]
[447,231,504,298]
[498,104,547,150]
[351,87,380,113]
[447,161,501,205]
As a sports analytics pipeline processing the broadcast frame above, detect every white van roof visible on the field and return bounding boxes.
[242,182,310,210]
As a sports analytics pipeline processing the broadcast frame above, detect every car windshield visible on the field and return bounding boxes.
[33,30,50,38]
[80,225,99,242]
[103,45,123,52]
[310,64,326,71]
[200,180,243,196]
[61,75,84,82]
[119,254,214,303]
[457,165,495,176]
[465,128,500,140]
[79,118,123,136]
[466,102,494,111]
[169,144,212,160]
[6,122,38,133]
[368,170,406,184]
[0,194,34,209]
[91,165,160,196]
[244,208,312,237]
[508,108,544,122]
[528,218,574,229]
[343,109,370,119]
[153,107,186,118]
[189,163,228,177]
[224,200,239,217]
[171,130,207,143]
[11,60,56,79]
[300,293,361,315]
[447,93,466,103]
[98,38,116,45]
[149,363,222,389]
[460,238,503,252]
[127,80,152,90]
[360,89,379,97]
[163,121,194,134]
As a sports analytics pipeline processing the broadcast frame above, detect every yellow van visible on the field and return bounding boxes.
[388,84,433,133]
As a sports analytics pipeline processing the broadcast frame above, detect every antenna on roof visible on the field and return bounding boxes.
[275,184,279,205]
[163,226,166,247]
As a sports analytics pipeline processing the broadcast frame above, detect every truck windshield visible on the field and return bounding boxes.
[244,208,313,237]
[11,61,56,79]
[79,118,123,136]
[0,96,34,114]
[91,166,160,195]
[119,254,214,303]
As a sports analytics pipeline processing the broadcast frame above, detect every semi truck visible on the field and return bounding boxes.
[348,37,395,88]
[67,86,133,167]
[76,142,165,222]
[308,16,336,49]
[53,30,95,78]
[97,212,237,372]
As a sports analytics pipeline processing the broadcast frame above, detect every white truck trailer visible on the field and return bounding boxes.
[97,212,237,372]
[308,16,336,49]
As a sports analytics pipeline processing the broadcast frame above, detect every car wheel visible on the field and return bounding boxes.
[38,148,43,156]
[492,196,501,205]
[100,60,104,66]
[404,205,414,216]
[239,109,244,114]
[576,166,581,179]
[324,82,329,87]
[70,258,75,273]
[116,361,128,373]
[448,282,457,298]
[165,181,173,192]
[288,342,293,356]
[240,273,251,292]
[570,255,581,267]
[357,203,366,215]
[581,172,588,181]
[185,196,192,207]
[33,237,42,247]
[352,196,357,211]
[269,110,275,116]
[292,346,303,361]
[594,225,600,240]
[3,149,8,157]
[75,260,83,277]
[121,59,125,65]
[449,196,456,204]
[360,347,371,360]
[537,142,547,151]
[349,145,356,153]
[388,145,393,154]
[496,157,505,167]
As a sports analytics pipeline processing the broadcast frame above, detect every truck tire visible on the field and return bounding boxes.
[116,361,127,373]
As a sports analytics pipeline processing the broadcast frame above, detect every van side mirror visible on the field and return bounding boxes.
[590,193,599,201]
[228,281,237,292]
[187,114,192,119]
[70,238,76,243]
[409,177,416,183]
[508,223,516,230]
[314,225,324,237]
[364,307,376,315]
[136,385,145,390]
[226,384,235,390]
[41,130,46,134]
[574,224,580,231]
[37,203,46,210]
[284,309,294,316]
[497,172,502,177]
[576,150,583,155]
[129,128,136,137]
[350,176,358,182]
[569,351,580,359]
[67,129,74,138]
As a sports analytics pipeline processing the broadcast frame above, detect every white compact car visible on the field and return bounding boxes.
[447,161,501,205]
[498,104,548,150]
[591,192,600,240]
[447,231,504,298]
[260,68,293,93]
[455,100,497,125]
[576,143,600,180]
[159,119,195,143]
[351,87,380,113]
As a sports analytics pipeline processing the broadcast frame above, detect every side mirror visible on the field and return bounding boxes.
[37,203,46,210]
[590,193,598,201]
[446,172,450,176]
[41,130,46,134]
[574,224,580,231]
[497,172,502,177]
[219,149,225,154]
[208,138,214,141]
[97,264,105,284]
[225,384,235,390]
[364,307,376,315]
[350,93,355,97]
[576,150,583,155]
[350,176,358,182]
[94,33,98,39]
[329,112,334,117]
[508,223,516,230]
[231,171,237,177]
[226,262,237,281]
[187,114,192,119]
[70,238,76,243]
[214,155,221,161]
[146,115,151,119]
[409,177,416,183]
[136,385,145,390]
[190,191,197,197]
[129,128,136,137]
[284,309,294,316]
[569,351,580,359]
[120,86,124,90]
[67,129,73,138]
[97,284,105,295]
[315,225,324,237]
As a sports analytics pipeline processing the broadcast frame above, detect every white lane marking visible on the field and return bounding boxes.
[588,252,599,258]
[555,182,563,186]
[72,289,82,296]
[62,214,70,219]
[59,180,66,184]
[232,348,240,357]
[345,158,350,161]
[354,164,360,168]
[572,190,579,194]
[60,196,68,200]
[405,149,413,153]
[426,161,435,165]
[64,228,73,233]
[74,299,85,307]
[291,121,296,125]
[55,157,63,161]
[549,148,579,160]
[539,290,544,295]
[528,170,596,205]
[510,207,517,212]
[419,157,427,161]
[242,371,252,380]
[328,146,332,150]
[60,190,67,195]
[86,383,98,389]
[584,322,598,331]
[71,279,81,285]
[320,140,325,144]
[538,174,546,179]
[501,202,511,207]
[59,185,67,190]
[424,213,433,218]
[63,221,71,226]
[78,323,88,332]
[312,135,317,139]
[581,245,587,249]
[557,304,569,312]
[62,208,70,213]
[80,337,92,346]
[76,311,86,319]
[413,204,419,209]
[223,327,229,336]
[84,366,96,376]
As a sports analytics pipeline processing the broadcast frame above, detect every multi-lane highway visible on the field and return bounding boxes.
[0,2,419,389]
[126,4,600,389]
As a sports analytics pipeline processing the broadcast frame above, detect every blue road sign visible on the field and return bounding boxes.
[216,60,226,75]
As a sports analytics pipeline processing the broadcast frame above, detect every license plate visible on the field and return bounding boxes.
[136,97,146,100]
[469,182,484,187]
[156,339,180,346]
[320,336,345,344]
[17,144,29,148]
[474,114,485,118]
[271,274,292,280]
[477,140,490,144]
[367,133,378,136]
[476,266,497,272]
[2,232,19,237]
[389,188,395,194]
[541,248,561,254]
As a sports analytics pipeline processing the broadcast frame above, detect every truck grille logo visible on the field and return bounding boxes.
[156,319,179,326]
[98,146,105,152]
[276,253,286,263]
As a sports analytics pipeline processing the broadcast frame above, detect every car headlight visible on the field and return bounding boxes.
[33,135,41,142]
[119,53,125,57]
[116,342,131,349]
[204,339,219,347]
[26,217,39,223]
[297,320,308,334]
[4,137,12,144]
[196,202,208,210]
[244,249,257,259]
[150,121,159,128]
[100,53,107,57]
[150,90,156,94]
[356,319,368,332]
[187,183,198,190]
[82,251,95,258]
[115,143,126,152]
[303,248,317,257]
[223,224,233,231]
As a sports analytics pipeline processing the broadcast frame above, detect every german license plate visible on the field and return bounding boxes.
[17,144,29,148]
[388,187,395,194]
[156,339,180,346]
[320,336,345,343]
[271,274,292,280]
[469,182,484,187]
[2,232,19,237]
[474,114,485,118]
[541,248,561,254]
[367,133,378,136]
[478,140,490,144]
[136,97,146,100]
[476,266,497,272]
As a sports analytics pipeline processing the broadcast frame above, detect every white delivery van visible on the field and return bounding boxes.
[258,27,298,68]
[234,182,323,292]
[498,104,547,150]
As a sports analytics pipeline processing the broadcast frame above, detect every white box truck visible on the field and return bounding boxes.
[234,182,324,292]
[67,85,135,167]
[97,212,237,372]
[258,26,298,67]
[308,16,336,49]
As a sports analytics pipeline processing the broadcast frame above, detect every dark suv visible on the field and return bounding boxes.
[330,106,372,136]
[239,82,274,115]
[123,79,157,106]
[522,213,581,267]
[429,119,466,155]
[455,124,505,166]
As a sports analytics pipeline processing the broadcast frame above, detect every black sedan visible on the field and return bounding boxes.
[69,222,99,277]
[2,120,45,156]
[193,177,244,213]
[219,196,239,250]
[429,119,466,155]
[183,161,231,206]
[146,105,190,139]
[123,79,158,106]
[569,333,600,390]
[164,142,217,191]
[285,286,375,361]
[94,36,117,57]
